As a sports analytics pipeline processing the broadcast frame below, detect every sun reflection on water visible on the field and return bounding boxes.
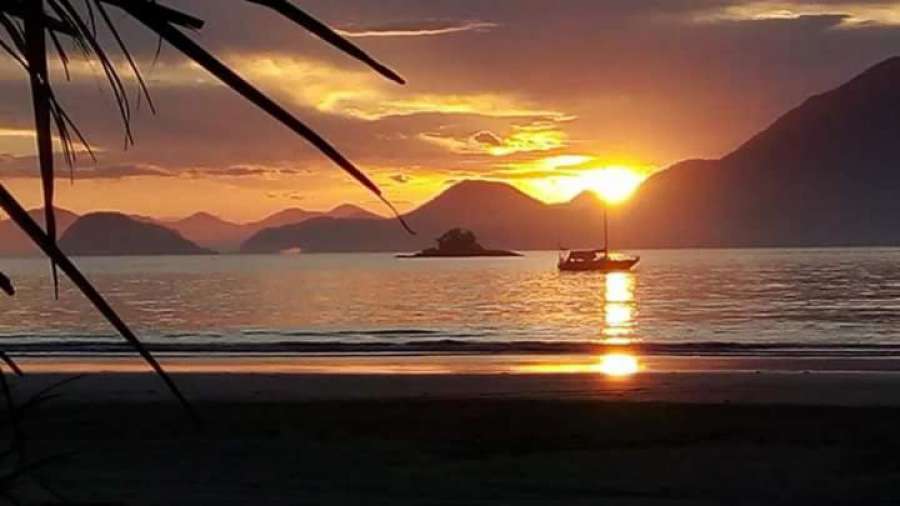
[512,352,642,377]
[602,272,637,343]
[596,353,640,376]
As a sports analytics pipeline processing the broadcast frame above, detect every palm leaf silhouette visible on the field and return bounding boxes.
[0,273,12,297]
[0,0,410,412]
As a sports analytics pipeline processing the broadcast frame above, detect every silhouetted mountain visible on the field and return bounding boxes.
[248,208,321,230]
[241,181,605,253]
[613,56,900,247]
[243,56,900,252]
[152,205,381,251]
[0,208,79,256]
[327,204,382,220]
[60,213,213,256]
[161,212,248,251]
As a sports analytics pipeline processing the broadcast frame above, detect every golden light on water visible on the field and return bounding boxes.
[512,353,642,376]
[605,304,633,328]
[603,272,637,341]
[596,353,640,377]
[602,337,634,345]
[605,272,634,302]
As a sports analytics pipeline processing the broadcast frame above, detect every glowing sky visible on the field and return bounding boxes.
[2,0,900,221]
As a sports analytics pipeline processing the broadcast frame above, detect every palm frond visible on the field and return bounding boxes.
[0,0,415,414]
[107,1,414,232]
[23,0,60,298]
[244,0,405,84]
[0,184,199,424]
[0,353,22,377]
[54,0,136,147]
[94,0,155,113]
[99,0,203,30]
[1,0,78,36]
[15,375,84,417]
[0,273,12,297]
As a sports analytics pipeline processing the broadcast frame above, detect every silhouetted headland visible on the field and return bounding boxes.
[60,213,214,256]
[397,228,521,258]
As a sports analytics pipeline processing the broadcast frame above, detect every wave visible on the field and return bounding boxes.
[3,338,900,357]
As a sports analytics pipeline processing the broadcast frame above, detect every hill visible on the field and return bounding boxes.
[0,208,80,257]
[240,181,606,253]
[158,205,383,251]
[60,213,214,256]
[612,56,900,247]
[326,204,382,220]
[160,212,248,252]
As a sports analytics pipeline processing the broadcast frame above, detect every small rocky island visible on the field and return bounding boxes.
[398,228,521,258]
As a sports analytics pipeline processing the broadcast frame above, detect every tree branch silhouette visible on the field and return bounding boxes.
[0,0,411,414]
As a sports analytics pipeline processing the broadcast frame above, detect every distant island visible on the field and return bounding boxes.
[397,228,521,258]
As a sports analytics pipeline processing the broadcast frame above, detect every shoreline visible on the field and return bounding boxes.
[7,339,900,357]
[10,352,900,373]
[6,353,900,407]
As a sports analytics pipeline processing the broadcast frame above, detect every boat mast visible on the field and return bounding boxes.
[603,203,609,253]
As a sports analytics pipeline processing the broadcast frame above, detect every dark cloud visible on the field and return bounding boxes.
[486,170,577,180]
[0,159,173,179]
[390,174,412,183]
[83,165,174,179]
[266,191,305,201]
[473,131,502,146]
[208,166,270,177]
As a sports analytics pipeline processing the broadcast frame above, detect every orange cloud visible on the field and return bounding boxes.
[419,123,568,156]
[336,21,498,38]
[228,54,569,121]
[694,1,900,27]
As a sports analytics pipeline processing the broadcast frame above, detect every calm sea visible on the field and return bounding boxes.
[2,249,900,356]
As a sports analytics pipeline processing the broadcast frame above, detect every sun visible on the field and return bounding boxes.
[580,166,645,204]
[508,157,650,204]
[536,164,646,204]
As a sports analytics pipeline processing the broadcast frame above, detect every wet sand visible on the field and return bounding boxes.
[5,355,900,504]
[10,353,900,406]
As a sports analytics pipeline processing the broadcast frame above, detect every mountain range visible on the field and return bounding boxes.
[153,204,381,251]
[4,56,900,255]
[0,208,80,256]
[244,56,900,252]
[612,56,900,248]
[0,204,381,256]
[240,181,605,253]
[59,213,214,256]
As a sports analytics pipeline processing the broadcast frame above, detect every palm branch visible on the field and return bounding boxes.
[0,0,410,414]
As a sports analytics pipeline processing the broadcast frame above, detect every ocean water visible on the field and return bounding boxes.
[2,249,900,355]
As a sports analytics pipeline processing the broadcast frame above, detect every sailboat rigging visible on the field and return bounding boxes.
[557,203,639,272]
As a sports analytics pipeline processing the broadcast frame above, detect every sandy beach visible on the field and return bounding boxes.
[3,355,900,504]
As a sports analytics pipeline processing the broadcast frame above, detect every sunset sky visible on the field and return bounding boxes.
[3,0,900,221]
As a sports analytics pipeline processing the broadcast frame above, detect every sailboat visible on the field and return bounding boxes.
[557,203,639,272]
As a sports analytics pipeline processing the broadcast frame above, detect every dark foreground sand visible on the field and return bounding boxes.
[4,356,900,505]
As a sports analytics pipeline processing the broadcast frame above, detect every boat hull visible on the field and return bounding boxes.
[558,255,639,272]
